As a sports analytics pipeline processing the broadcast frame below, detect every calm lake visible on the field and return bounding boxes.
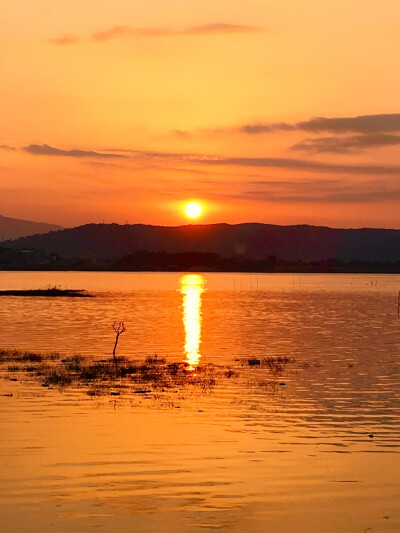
[1,271,399,532]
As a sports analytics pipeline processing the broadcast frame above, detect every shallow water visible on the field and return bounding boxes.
[0,272,399,532]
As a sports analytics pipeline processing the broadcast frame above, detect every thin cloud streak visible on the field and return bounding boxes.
[49,35,81,45]
[201,156,400,176]
[50,23,263,45]
[297,114,400,134]
[239,189,400,204]
[240,114,400,135]
[197,177,400,204]
[172,113,400,155]
[182,23,262,35]
[105,148,400,176]
[0,145,16,151]
[141,175,400,205]
[240,123,295,134]
[94,23,262,41]
[23,144,126,159]
[292,133,400,153]
[239,186,400,204]
[19,143,400,176]
[15,141,400,206]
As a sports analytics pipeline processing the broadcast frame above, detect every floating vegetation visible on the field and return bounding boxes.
[0,350,222,396]
[0,349,313,402]
[224,368,238,379]
[0,349,59,363]
[246,356,295,375]
[263,356,293,374]
[0,288,92,297]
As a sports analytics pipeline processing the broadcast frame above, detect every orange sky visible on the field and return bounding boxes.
[2,0,400,228]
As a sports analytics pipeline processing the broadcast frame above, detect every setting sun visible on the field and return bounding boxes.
[185,201,203,219]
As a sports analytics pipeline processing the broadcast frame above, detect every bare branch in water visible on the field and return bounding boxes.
[112,321,126,363]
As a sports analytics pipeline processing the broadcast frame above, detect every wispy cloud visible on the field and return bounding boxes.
[19,143,400,176]
[92,25,165,41]
[182,23,262,35]
[237,113,400,154]
[50,23,263,45]
[49,35,80,46]
[23,144,126,159]
[292,133,400,154]
[296,114,400,134]
[0,145,15,151]
[200,156,400,176]
[194,177,400,204]
[239,114,400,135]
[238,179,400,204]
[106,148,400,176]
[240,123,295,134]
[146,174,400,205]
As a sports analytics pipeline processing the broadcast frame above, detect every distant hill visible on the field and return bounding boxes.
[0,214,63,241]
[5,222,400,262]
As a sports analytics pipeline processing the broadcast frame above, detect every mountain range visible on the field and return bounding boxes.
[4,222,400,262]
[0,214,62,241]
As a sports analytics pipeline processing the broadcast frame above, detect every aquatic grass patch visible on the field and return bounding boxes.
[7,365,21,373]
[145,355,167,365]
[0,349,60,363]
[61,355,86,371]
[263,356,294,374]
[245,355,295,374]
[0,348,299,400]
[42,367,75,387]
[0,349,223,396]
[224,368,238,379]
[258,379,280,395]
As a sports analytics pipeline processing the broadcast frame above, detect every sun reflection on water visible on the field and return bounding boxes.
[179,274,205,371]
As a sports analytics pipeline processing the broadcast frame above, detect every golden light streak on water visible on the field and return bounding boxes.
[179,274,205,370]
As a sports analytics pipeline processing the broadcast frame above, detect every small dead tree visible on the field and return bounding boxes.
[112,321,126,364]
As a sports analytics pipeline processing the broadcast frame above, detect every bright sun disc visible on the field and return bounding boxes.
[185,201,202,219]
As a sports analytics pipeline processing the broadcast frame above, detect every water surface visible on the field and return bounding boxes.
[0,272,399,532]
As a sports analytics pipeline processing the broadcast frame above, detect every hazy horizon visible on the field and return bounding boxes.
[5,212,400,233]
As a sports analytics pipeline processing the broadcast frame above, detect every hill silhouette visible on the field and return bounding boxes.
[0,214,62,241]
[5,222,400,262]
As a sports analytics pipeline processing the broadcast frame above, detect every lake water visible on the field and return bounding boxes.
[0,271,399,532]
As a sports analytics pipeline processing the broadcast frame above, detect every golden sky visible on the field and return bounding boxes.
[2,0,400,228]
